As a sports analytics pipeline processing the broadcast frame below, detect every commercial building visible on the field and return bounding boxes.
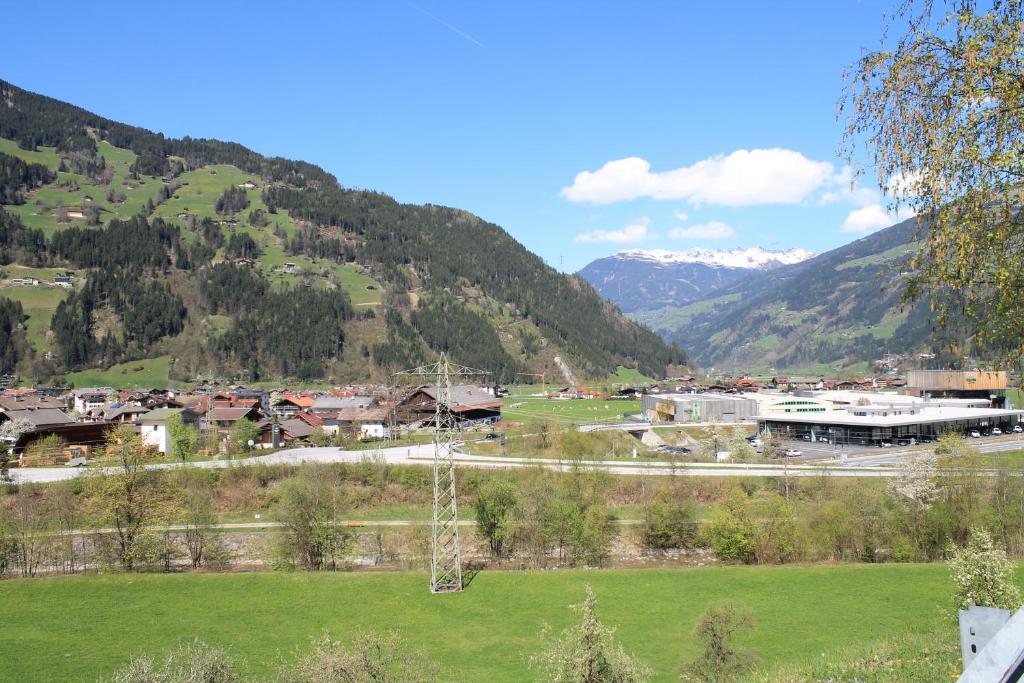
[905,370,1010,406]
[641,393,758,424]
[746,393,832,416]
[755,401,1024,447]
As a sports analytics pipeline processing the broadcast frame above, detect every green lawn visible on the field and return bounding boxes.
[501,396,641,424]
[0,564,977,682]
[64,355,173,389]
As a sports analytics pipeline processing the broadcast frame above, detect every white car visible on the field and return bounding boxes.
[880,442,893,448]
[992,427,1003,436]
[1014,424,1023,434]
[783,448,802,457]
[969,430,981,438]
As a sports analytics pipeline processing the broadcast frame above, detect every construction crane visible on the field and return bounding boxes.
[517,372,546,396]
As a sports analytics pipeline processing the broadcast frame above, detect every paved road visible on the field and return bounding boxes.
[10,442,903,483]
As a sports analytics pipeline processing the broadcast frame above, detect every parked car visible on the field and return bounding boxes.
[879,441,893,448]
[992,427,1003,436]
[1014,424,1023,434]
[783,448,802,457]
[969,430,981,438]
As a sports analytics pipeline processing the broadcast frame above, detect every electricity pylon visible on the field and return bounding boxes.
[396,353,489,593]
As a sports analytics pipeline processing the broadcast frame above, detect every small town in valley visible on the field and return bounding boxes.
[3,2,1024,682]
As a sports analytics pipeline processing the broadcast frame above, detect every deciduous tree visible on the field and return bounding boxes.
[949,527,1023,611]
[841,0,1024,359]
[530,585,652,683]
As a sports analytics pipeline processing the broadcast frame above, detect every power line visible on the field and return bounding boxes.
[395,353,489,593]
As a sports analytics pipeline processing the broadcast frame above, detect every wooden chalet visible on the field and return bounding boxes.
[396,385,501,425]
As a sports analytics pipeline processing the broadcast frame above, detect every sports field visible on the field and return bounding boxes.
[0,563,981,681]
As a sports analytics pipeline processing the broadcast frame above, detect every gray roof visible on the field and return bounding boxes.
[72,387,113,398]
[312,396,373,411]
[0,395,66,411]
[104,405,151,420]
[2,408,75,428]
[416,385,502,409]
[279,419,315,439]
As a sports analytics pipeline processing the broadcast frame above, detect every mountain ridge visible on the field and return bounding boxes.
[577,246,814,315]
[612,246,814,269]
[0,78,686,386]
[628,217,940,372]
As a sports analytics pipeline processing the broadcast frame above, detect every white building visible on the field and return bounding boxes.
[138,407,200,454]
[755,402,1024,447]
[71,387,113,415]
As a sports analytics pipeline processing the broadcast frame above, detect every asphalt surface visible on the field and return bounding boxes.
[10,442,903,483]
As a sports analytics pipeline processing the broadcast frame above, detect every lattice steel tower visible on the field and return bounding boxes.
[397,353,489,593]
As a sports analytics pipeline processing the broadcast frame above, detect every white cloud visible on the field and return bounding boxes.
[561,148,835,206]
[885,170,923,202]
[841,204,895,233]
[574,218,651,244]
[673,211,689,222]
[820,165,880,207]
[669,221,735,240]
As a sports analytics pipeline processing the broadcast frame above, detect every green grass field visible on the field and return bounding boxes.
[0,564,979,682]
[501,396,641,424]
[65,355,173,389]
[0,284,69,353]
[606,365,656,386]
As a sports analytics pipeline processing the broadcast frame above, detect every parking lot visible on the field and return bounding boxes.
[774,433,1024,466]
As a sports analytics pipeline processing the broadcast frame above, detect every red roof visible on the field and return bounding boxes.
[280,393,316,408]
[294,411,324,427]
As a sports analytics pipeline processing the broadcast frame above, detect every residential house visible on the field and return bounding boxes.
[0,393,66,413]
[209,405,263,435]
[256,418,315,447]
[396,385,501,425]
[330,407,390,439]
[272,393,316,418]
[71,387,113,415]
[0,407,75,429]
[103,404,151,424]
[311,395,374,414]
[139,407,200,454]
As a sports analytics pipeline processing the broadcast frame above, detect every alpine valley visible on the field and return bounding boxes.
[0,79,687,387]
[578,221,947,374]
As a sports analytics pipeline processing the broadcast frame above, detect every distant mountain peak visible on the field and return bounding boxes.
[613,247,814,269]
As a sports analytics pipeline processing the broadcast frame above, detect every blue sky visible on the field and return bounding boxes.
[2,1,905,271]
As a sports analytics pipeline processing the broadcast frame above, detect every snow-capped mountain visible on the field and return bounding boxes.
[613,247,814,269]
[578,247,813,313]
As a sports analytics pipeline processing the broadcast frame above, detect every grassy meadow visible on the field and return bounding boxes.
[0,564,977,682]
[501,396,642,425]
[64,355,173,389]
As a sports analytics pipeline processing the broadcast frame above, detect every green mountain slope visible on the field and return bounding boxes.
[0,79,685,386]
[633,217,940,373]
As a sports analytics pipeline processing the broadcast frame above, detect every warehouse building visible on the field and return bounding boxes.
[755,401,1024,447]
[641,393,758,424]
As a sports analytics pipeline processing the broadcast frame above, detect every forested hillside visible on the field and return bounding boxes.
[633,217,945,372]
[0,79,685,386]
